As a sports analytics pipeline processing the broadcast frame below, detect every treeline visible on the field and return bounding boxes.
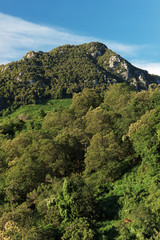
[0,83,160,239]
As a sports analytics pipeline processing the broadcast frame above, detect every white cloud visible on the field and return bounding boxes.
[132,61,160,76]
[0,12,143,65]
[0,12,95,64]
[104,41,142,56]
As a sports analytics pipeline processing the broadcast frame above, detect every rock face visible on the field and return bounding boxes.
[108,56,131,80]
[109,55,121,68]
[22,51,44,60]
[97,47,160,89]
[23,51,36,60]
[1,65,11,72]
[91,50,103,57]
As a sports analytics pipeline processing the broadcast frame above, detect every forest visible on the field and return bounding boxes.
[0,82,160,239]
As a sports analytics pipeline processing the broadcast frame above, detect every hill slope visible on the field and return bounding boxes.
[0,84,160,239]
[0,42,160,113]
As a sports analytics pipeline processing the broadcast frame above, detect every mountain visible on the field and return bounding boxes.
[0,42,160,112]
[1,43,160,239]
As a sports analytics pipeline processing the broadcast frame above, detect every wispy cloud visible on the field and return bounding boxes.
[132,61,160,76]
[0,12,96,64]
[104,41,143,57]
[0,12,143,65]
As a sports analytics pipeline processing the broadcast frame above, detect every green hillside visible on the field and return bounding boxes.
[0,83,160,239]
[0,42,160,114]
[0,98,72,122]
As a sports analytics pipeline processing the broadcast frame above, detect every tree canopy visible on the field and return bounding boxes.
[0,83,160,239]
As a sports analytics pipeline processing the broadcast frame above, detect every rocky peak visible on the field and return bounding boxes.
[86,42,107,58]
[23,51,36,60]
[22,50,44,61]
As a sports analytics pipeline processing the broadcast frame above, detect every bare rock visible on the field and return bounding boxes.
[1,65,11,72]
[23,51,36,60]
[109,55,121,68]
[91,50,104,57]
[139,74,146,85]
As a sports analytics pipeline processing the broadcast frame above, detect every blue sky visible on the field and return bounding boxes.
[1,0,160,75]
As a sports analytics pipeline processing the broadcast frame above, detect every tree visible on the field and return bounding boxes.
[84,131,123,181]
[62,218,95,240]
[70,88,102,117]
[56,176,97,222]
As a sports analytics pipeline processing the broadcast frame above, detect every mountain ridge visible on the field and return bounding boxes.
[0,42,160,112]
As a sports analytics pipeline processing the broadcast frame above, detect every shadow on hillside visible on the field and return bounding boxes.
[98,195,120,220]
[97,195,120,239]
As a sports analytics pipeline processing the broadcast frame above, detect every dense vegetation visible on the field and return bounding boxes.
[0,42,159,115]
[0,83,160,239]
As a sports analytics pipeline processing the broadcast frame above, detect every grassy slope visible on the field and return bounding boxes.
[0,98,72,123]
